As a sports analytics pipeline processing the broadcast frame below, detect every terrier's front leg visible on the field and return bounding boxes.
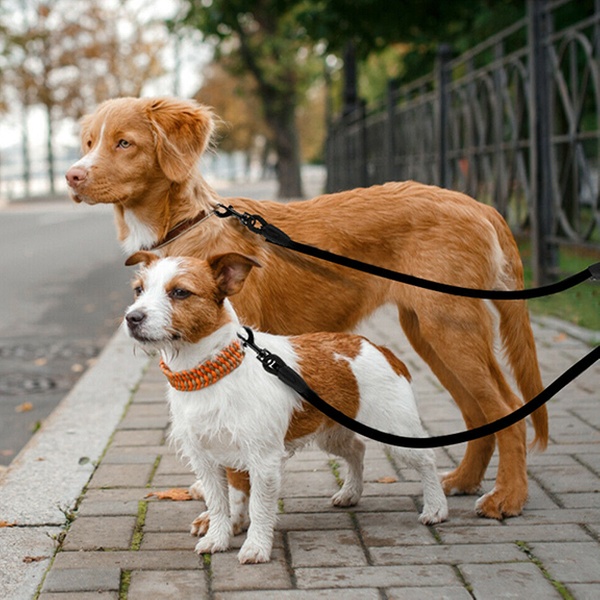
[238,459,282,564]
[192,464,232,555]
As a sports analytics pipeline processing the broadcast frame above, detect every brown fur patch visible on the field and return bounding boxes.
[376,344,412,382]
[286,333,363,442]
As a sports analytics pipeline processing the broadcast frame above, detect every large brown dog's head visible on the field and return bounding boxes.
[65,97,214,206]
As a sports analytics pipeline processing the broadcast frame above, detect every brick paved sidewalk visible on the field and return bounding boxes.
[21,308,600,598]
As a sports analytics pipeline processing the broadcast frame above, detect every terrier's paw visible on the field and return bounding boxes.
[194,534,230,555]
[190,511,210,537]
[238,540,272,564]
[419,502,449,525]
[189,480,204,500]
[441,470,483,496]
[331,488,361,507]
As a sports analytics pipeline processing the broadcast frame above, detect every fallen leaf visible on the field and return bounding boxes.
[23,556,47,563]
[1,449,14,457]
[15,402,33,413]
[34,357,48,366]
[553,332,568,342]
[71,363,84,373]
[145,488,193,501]
[0,521,17,528]
[377,476,398,484]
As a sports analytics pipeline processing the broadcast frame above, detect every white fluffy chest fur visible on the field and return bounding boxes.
[166,329,302,471]
[121,210,158,255]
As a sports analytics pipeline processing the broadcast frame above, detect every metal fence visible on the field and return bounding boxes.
[326,0,600,284]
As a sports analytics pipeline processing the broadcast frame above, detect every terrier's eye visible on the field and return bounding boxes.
[170,288,191,300]
[133,286,143,297]
[86,139,92,149]
[117,139,132,149]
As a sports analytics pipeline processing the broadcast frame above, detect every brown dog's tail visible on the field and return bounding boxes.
[485,206,548,451]
[493,298,548,450]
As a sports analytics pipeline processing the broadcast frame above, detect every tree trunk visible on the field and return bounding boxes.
[45,103,56,196]
[263,97,304,199]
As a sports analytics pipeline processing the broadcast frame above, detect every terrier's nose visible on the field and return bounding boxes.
[65,166,88,188]
[126,310,146,328]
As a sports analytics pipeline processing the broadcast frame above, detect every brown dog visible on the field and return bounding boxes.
[66,96,547,520]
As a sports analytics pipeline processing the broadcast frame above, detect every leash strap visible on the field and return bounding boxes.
[215,204,600,300]
[238,326,600,448]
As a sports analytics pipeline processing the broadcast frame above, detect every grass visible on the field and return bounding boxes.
[519,241,600,331]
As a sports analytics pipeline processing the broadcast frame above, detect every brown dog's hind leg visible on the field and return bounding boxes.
[398,303,528,519]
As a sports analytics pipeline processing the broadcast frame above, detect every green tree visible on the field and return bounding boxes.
[179,0,325,199]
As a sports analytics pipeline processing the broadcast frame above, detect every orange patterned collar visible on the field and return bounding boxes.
[159,340,245,391]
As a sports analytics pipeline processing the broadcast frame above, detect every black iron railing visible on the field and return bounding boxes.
[326,0,600,284]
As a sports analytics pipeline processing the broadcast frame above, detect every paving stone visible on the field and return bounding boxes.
[276,511,354,532]
[144,500,205,533]
[529,541,600,583]
[459,562,562,599]
[370,542,527,566]
[281,470,339,497]
[437,523,591,545]
[387,587,472,600]
[357,511,440,546]
[295,564,459,589]
[62,516,137,551]
[210,548,292,592]
[528,464,600,494]
[42,568,121,593]
[287,530,368,567]
[39,593,118,600]
[214,591,380,599]
[128,569,208,599]
[88,463,154,488]
[141,532,198,551]
[52,550,201,570]
[566,583,600,599]
[111,429,165,447]
[558,492,600,508]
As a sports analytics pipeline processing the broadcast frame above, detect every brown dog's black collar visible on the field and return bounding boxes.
[145,209,213,251]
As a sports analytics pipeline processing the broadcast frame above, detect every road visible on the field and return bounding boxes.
[0,199,132,466]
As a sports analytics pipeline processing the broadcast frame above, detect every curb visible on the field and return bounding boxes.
[0,326,149,600]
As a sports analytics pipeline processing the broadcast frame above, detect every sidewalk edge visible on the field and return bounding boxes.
[0,326,148,600]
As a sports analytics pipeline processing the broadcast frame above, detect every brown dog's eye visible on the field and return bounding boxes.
[86,139,92,149]
[117,139,132,149]
[169,288,191,300]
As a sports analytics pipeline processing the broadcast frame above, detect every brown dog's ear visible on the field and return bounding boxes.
[144,98,215,183]
[208,253,261,299]
[125,251,159,267]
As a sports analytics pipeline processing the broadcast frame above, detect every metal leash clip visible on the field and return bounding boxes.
[237,326,286,376]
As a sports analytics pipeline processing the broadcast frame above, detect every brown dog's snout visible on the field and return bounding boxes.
[126,310,146,330]
[65,166,88,188]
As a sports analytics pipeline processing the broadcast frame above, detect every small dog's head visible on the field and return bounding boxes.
[123,251,260,350]
[65,97,215,205]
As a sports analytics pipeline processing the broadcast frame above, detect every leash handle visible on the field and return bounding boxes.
[238,327,600,449]
[217,204,598,300]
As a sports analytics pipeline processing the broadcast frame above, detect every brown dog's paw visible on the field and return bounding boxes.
[475,488,526,520]
[191,511,210,537]
[441,470,483,496]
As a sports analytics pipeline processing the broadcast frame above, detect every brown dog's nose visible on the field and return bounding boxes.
[65,166,88,188]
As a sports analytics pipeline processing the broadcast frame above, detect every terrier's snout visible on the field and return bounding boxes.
[126,310,146,330]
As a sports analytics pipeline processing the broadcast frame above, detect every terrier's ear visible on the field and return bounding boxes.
[144,98,215,183]
[125,251,159,267]
[207,253,262,299]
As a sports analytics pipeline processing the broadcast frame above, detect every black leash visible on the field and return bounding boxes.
[215,204,600,300]
[237,327,599,448]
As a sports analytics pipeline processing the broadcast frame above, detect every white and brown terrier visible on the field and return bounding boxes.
[123,250,448,564]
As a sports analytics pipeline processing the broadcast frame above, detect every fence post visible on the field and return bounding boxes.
[385,80,397,181]
[529,0,559,284]
[437,44,452,188]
